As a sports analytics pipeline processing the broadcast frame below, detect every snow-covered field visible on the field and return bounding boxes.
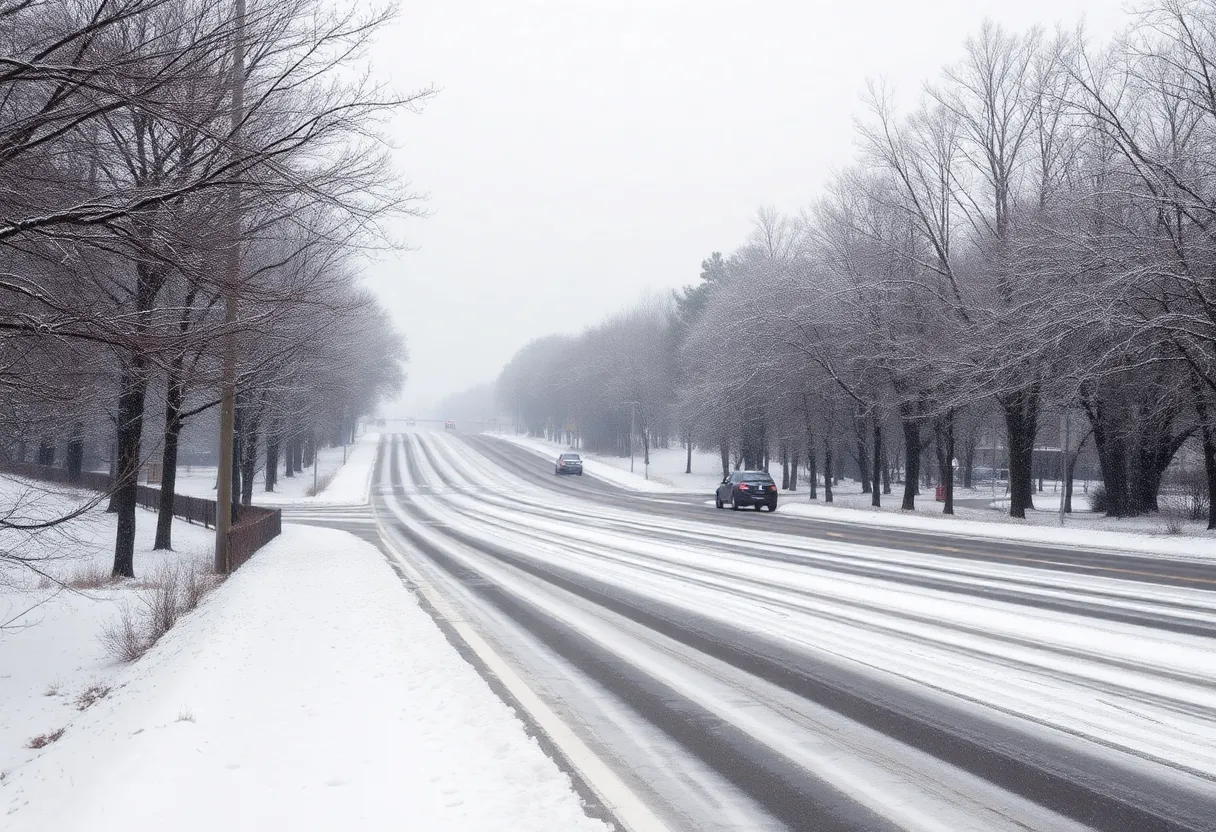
[173,430,379,506]
[1,457,610,831]
[0,523,609,831]
[500,433,1216,556]
[0,476,214,780]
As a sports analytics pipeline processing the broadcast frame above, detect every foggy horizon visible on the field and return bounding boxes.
[366,0,1128,416]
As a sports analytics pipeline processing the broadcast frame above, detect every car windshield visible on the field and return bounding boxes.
[742,475,774,485]
[560,454,580,460]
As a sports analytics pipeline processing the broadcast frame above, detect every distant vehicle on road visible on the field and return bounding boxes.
[716,471,778,511]
[444,420,456,430]
[405,417,416,427]
[555,452,583,476]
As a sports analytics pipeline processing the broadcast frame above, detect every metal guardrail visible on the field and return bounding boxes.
[0,459,279,570]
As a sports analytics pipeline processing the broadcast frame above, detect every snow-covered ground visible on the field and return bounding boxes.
[0,476,214,780]
[1,515,610,830]
[173,431,379,506]
[498,432,1216,557]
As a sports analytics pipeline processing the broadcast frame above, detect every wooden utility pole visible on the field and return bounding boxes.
[215,0,246,574]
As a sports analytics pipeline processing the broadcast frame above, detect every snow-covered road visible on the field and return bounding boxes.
[368,431,1216,832]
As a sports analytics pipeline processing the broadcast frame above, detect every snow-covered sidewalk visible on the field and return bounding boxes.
[0,524,610,832]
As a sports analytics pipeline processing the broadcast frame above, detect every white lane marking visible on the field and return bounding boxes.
[373,495,671,832]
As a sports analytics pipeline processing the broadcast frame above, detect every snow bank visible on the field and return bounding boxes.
[0,525,610,832]
[778,501,1216,559]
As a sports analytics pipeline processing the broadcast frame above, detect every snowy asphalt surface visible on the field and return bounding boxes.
[289,432,1216,832]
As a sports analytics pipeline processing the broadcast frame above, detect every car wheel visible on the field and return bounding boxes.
[731,498,740,511]
[715,497,723,509]
[753,504,762,511]
[767,503,777,512]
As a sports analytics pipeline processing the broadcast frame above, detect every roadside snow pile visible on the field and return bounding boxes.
[0,524,611,832]
[778,501,1216,558]
[0,475,213,779]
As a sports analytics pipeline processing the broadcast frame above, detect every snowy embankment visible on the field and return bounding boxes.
[173,431,379,506]
[0,476,214,779]
[3,456,605,829]
[0,523,611,832]
[495,432,1216,558]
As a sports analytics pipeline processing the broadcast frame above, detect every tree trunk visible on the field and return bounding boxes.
[870,418,881,508]
[718,436,730,480]
[112,362,148,578]
[962,440,976,489]
[240,408,260,506]
[290,431,303,476]
[154,362,185,551]
[1001,388,1039,519]
[823,438,833,503]
[230,400,242,525]
[1064,429,1090,515]
[686,432,692,475]
[790,450,800,491]
[807,443,818,500]
[265,420,280,493]
[943,409,955,515]
[1129,412,1188,515]
[856,416,871,493]
[1195,391,1216,530]
[881,445,891,494]
[303,429,315,468]
[1082,392,1131,518]
[66,422,84,481]
[901,411,921,512]
[780,444,790,490]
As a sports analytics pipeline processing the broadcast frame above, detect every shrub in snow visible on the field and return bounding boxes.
[66,564,113,590]
[27,728,65,749]
[74,684,111,711]
[1088,485,1108,514]
[99,603,148,662]
[99,563,222,663]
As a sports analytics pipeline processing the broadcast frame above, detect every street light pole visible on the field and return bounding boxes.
[214,0,246,575]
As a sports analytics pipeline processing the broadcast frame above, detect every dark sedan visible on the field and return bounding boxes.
[555,452,584,475]
[716,470,778,511]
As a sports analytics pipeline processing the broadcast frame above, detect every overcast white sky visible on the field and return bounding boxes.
[363,0,1129,415]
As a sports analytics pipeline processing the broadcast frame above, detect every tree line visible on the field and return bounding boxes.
[497,1,1216,530]
[1,0,421,577]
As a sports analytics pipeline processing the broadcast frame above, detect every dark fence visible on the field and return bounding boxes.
[0,460,112,492]
[228,507,282,572]
[133,485,217,529]
[0,459,279,571]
